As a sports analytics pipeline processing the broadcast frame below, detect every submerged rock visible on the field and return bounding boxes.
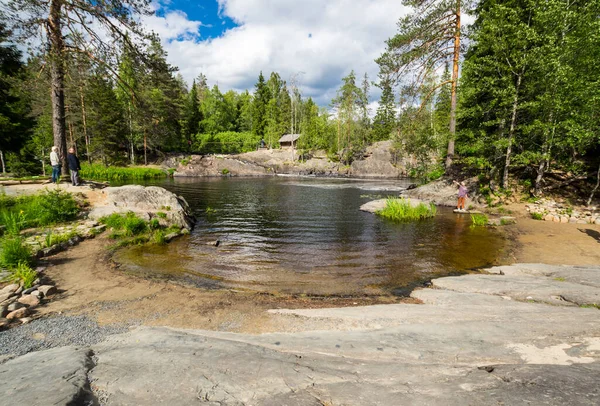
[88,185,195,230]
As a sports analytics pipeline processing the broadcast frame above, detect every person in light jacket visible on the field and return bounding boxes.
[67,147,81,186]
[50,146,60,183]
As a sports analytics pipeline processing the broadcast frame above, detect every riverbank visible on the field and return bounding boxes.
[1,182,598,334]
[1,182,599,404]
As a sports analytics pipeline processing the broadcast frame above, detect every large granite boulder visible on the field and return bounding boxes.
[88,185,195,230]
[403,176,482,207]
[350,140,412,178]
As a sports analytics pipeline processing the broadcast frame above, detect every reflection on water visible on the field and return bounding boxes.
[115,177,507,295]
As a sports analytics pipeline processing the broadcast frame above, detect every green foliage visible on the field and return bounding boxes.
[470,214,489,227]
[156,211,167,219]
[43,230,75,247]
[194,131,261,155]
[151,230,166,245]
[0,190,79,234]
[80,163,166,181]
[7,262,37,288]
[221,168,230,175]
[376,198,437,222]
[149,218,160,230]
[531,212,543,220]
[0,237,32,268]
[1,210,26,235]
[100,211,147,237]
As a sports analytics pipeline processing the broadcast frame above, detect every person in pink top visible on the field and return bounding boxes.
[453,180,468,212]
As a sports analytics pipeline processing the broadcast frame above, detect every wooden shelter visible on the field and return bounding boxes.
[278,134,301,149]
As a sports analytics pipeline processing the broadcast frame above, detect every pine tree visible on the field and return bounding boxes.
[182,80,202,147]
[373,78,396,141]
[252,72,271,137]
[2,0,153,173]
[377,0,472,170]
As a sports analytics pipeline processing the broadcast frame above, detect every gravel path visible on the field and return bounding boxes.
[0,315,128,359]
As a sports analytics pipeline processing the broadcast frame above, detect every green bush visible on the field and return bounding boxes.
[0,237,32,268]
[376,198,437,222]
[149,218,160,230]
[34,190,79,225]
[470,213,489,227]
[8,262,37,289]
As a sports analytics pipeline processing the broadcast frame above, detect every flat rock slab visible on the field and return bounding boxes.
[0,346,93,405]
[90,327,600,406]
[360,198,427,213]
[453,209,483,214]
[2,264,600,405]
[433,271,600,306]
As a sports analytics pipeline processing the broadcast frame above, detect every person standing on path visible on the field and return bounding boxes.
[453,180,468,212]
[50,146,61,183]
[67,147,81,186]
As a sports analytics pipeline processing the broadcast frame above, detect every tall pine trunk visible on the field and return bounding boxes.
[445,0,461,170]
[503,74,522,189]
[48,0,68,175]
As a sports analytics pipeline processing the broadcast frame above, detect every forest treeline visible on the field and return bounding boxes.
[0,0,599,197]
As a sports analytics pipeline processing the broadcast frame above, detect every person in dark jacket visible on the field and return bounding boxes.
[67,148,81,186]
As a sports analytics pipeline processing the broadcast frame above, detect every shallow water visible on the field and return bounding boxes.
[115,177,507,296]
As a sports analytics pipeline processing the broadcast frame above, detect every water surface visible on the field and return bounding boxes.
[115,177,506,295]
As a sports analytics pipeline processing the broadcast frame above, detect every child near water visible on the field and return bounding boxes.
[453,181,468,212]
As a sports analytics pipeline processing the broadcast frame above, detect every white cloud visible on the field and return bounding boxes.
[150,0,412,105]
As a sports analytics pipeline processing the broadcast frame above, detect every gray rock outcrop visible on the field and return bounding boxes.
[403,176,482,207]
[88,185,195,230]
[2,264,600,405]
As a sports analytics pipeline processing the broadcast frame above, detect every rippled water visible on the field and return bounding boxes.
[115,177,507,296]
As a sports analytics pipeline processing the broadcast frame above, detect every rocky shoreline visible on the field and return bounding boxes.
[167,140,415,179]
[0,184,195,331]
[1,263,599,405]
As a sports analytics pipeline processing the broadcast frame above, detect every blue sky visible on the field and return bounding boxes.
[155,0,238,40]
[147,0,412,106]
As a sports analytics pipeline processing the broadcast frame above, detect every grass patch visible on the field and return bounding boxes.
[80,163,166,181]
[376,198,437,222]
[554,277,566,282]
[531,212,544,220]
[156,211,167,219]
[0,190,79,235]
[0,237,32,268]
[100,212,180,248]
[580,303,600,310]
[470,213,489,227]
[100,212,147,237]
[44,230,76,248]
[221,168,230,175]
[6,262,37,289]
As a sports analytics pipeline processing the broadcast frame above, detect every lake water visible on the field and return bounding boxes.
[115,177,507,296]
